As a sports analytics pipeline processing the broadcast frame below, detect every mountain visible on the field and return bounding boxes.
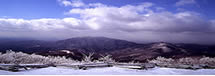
[0,37,215,62]
[110,42,188,62]
[110,42,215,62]
[0,37,140,61]
[176,44,215,57]
[53,37,139,52]
[0,39,54,53]
[0,37,139,53]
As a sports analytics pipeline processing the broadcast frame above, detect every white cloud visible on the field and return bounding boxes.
[64,2,215,44]
[58,0,85,7]
[0,1,215,44]
[67,2,211,33]
[0,18,86,31]
[175,0,196,6]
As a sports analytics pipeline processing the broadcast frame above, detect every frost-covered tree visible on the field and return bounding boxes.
[0,50,77,64]
[179,57,197,65]
[149,56,215,66]
[199,57,215,65]
[149,56,174,64]
[81,53,94,63]
[99,55,115,63]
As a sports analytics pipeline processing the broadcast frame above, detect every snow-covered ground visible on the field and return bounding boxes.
[0,67,215,75]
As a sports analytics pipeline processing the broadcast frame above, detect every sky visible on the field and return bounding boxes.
[0,0,215,44]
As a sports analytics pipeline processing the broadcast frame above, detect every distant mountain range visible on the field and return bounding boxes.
[0,37,215,62]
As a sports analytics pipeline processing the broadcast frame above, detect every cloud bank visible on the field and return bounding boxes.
[0,0,215,44]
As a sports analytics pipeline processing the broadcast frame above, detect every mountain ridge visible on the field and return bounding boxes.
[0,36,215,62]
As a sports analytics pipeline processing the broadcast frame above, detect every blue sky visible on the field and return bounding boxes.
[0,0,214,19]
[0,0,66,19]
[0,0,215,44]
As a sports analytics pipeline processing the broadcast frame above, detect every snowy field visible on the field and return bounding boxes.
[0,67,215,75]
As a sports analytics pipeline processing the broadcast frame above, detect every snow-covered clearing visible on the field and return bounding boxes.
[0,66,215,75]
